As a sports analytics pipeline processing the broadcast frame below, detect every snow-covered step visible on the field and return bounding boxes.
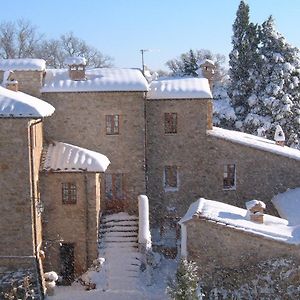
[102,213,138,222]
[103,236,137,243]
[102,220,138,227]
[100,241,138,248]
[100,225,138,233]
[102,231,137,238]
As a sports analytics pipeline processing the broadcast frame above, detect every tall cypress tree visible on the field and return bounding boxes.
[228,1,260,127]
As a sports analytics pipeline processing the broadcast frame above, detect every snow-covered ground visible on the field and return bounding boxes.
[47,258,176,300]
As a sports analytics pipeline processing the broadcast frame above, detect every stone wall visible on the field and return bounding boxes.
[146,98,212,221]
[0,70,44,97]
[185,217,300,282]
[205,135,300,215]
[41,172,101,276]
[42,91,146,213]
[0,119,34,256]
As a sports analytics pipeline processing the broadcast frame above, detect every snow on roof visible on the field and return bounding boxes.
[41,68,149,93]
[64,57,87,66]
[198,59,215,66]
[245,200,266,210]
[179,198,300,245]
[0,86,55,118]
[207,126,300,161]
[0,59,46,71]
[272,188,300,225]
[42,141,110,172]
[147,77,212,100]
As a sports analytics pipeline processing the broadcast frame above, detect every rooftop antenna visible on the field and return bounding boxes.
[140,49,160,74]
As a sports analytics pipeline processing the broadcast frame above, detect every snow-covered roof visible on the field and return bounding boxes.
[198,59,215,66]
[64,57,87,66]
[0,59,46,71]
[147,77,212,100]
[207,126,300,161]
[179,198,300,245]
[42,141,110,172]
[0,86,55,118]
[272,188,300,226]
[41,68,149,93]
[245,200,266,210]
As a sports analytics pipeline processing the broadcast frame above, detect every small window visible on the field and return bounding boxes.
[62,183,77,204]
[164,113,177,134]
[223,164,236,190]
[164,166,178,191]
[105,174,125,200]
[106,115,120,135]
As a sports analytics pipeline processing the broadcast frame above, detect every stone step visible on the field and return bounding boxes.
[102,213,138,223]
[100,230,137,237]
[100,225,138,233]
[102,220,138,227]
[100,241,138,249]
[103,235,138,242]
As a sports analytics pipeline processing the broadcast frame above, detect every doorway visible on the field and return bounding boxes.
[60,243,75,285]
[105,173,126,212]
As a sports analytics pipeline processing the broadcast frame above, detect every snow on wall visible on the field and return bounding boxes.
[0,86,55,118]
[138,195,151,248]
[0,59,46,71]
[272,188,300,225]
[207,126,300,161]
[42,141,110,172]
[179,198,300,245]
[41,68,149,93]
[147,77,212,99]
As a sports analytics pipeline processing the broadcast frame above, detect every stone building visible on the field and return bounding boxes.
[1,57,300,292]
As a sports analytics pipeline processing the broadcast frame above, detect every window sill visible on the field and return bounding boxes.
[223,186,236,191]
[164,187,179,193]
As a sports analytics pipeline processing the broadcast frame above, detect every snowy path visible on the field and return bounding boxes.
[47,212,175,299]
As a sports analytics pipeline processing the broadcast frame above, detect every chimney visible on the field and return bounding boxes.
[198,59,215,89]
[3,70,18,92]
[246,200,265,224]
[64,57,87,81]
[274,125,285,146]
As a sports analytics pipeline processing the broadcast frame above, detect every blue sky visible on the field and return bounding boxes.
[0,0,300,71]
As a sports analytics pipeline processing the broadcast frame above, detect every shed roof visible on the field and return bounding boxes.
[0,86,55,118]
[179,198,300,245]
[42,141,110,172]
[147,77,212,100]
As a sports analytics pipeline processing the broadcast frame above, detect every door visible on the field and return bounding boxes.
[105,173,126,212]
[60,243,75,285]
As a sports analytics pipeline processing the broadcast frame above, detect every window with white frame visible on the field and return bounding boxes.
[164,166,178,191]
[223,164,236,190]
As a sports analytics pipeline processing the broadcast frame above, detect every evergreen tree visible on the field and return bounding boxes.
[166,259,199,300]
[228,1,260,124]
[245,16,300,147]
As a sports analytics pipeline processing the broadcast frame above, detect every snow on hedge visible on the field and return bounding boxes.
[147,77,212,99]
[0,86,55,118]
[272,188,300,225]
[0,58,46,71]
[41,68,149,93]
[42,141,110,172]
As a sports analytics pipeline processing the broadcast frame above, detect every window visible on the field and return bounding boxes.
[164,166,178,191]
[106,115,119,135]
[223,164,236,190]
[105,174,125,200]
[62,183,77,204]
[164,113,177,134]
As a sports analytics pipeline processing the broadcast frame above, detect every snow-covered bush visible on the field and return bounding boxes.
[166,258,200,300]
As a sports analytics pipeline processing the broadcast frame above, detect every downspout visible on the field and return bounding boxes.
[84,174,89,268]
[29,118,43,298]
[144,91,148,194]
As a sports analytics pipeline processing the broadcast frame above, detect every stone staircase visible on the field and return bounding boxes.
[99,212,142,291]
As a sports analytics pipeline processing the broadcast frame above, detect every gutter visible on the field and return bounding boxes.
[84,174,90,268]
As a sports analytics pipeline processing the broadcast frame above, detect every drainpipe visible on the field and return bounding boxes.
[29,118,43,298]
[84,174,89,269]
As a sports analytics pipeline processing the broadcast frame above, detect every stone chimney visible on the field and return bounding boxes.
[3,70,18,92]
[198,59,215,89]
[246,200,265,224]
[274,125,285,146]
[64,57,87,81]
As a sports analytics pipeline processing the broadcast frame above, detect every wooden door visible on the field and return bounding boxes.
[60,243,75,285]
[105,173,126,212]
